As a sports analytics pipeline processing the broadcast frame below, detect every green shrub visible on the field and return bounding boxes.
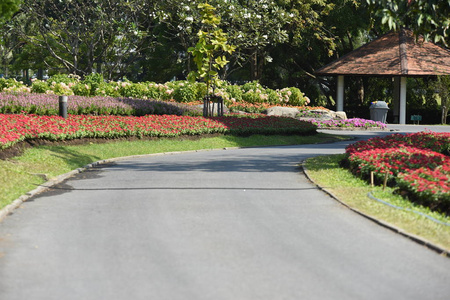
[48,82,74,96]
[82,73,104,95]
[0,78,27,92]
[146,83,166,100]
[171,81,198,103]
[242,81,263,93]
[31,80,50,93]
[194,82,207,100]
[288,87,306,106]
[225,84,243,102]
[71,83,91,96]
[266,88,279,104]
[117,81,148,98]
[49,74,80,84]
[242,90,259,104]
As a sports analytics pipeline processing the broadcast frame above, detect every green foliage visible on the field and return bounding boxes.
[171,81,198,103]
[431,75,450,124]
[31,80,49,93]
[1,74,312,113]
[0,0,22,23]
[71,83,91,96]
[49,74,79,85]
[286,87,306,106]
[366,0,450,45]
[242,90,262,104]
[225,84,243,102]
[48,82,74,96]
[82,73,104,95]
[118,81,148,98]
[187,2,235,95]
[0,78,24,90]
[242,81,264,93]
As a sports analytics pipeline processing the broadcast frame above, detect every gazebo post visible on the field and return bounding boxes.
[393,77,400,123]
[399,77,407,124]
[337,75,344,111]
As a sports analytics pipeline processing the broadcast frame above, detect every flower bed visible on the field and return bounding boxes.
[345,131,450,214]
[397,166,450,209]
[346,131,450,155]
[0,92,198,116]
[0,114,317,150]
[227,102,327,114]
[212,115,317,136]
[307,118,387,129]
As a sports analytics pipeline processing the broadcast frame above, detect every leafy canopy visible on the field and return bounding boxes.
[187,2,235,92]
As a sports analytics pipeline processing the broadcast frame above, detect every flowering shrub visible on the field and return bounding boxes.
[1,75,311,110]
[0,78,31,93]
[345,132,450,214]
[0,113,317,150]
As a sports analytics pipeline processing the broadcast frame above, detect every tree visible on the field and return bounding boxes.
[187,2,235,116]
[13,0,158,79]
[219,0,292,81]
[431,76,450,124]
[365,0,450,45]
[0,0,21,23]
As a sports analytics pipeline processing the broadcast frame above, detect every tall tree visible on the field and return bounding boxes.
[220,0,292,81]
[0,0,21,23]
[13,0,157,79]
[365,0,450,45]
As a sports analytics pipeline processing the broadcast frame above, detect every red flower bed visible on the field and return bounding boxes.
[345,132,450,214]
[0,113,317,150]
[346,131,450,156]
[398,166,450,209]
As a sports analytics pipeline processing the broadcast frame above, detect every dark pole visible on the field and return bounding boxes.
[59,96,68,119]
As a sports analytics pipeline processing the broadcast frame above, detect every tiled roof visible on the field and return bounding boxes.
[315,29,450,76]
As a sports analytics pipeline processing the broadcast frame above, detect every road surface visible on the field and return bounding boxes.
[0,127,449,299]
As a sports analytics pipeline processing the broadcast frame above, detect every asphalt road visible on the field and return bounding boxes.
[0,126,449,299]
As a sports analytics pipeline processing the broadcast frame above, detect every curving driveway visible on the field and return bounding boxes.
[0,125,449,299]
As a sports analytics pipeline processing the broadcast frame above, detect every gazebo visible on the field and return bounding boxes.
[315,28,450,124]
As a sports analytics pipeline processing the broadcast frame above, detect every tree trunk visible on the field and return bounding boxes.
[357,77,364,104]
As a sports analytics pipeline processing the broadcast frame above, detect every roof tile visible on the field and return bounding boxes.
[315,29,450,76]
